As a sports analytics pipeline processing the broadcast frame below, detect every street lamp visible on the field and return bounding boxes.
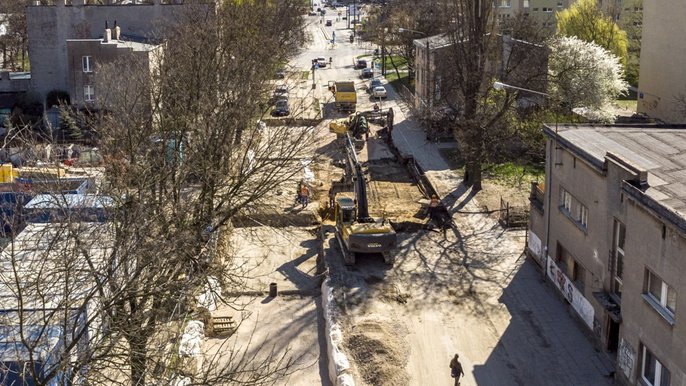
[399,27,430,107]
[492,81,556,279]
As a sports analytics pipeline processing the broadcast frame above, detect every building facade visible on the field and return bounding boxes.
[26,0,207,105]
[527,124,686,386]
[496,0,573,30]
[637,0,685,123]
[66,37,160,106]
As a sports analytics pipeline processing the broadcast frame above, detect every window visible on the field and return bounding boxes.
[645,270,676,318]
[641,345,670,386]
[499,0,511,7]
[578,204,588,228]
[556,244,585,292]
[82,56,93,73]
[612,220,625,298]
[559,187,589,231]
[84,85,95,102]
[560,188,572,212]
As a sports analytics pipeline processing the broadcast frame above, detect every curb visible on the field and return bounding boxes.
[321,277,355,386]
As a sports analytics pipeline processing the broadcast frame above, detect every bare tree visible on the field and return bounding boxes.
[434,2,549,190]
[1,1,319,385]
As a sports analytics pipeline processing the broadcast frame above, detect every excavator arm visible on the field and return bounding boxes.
[344,132,373,223]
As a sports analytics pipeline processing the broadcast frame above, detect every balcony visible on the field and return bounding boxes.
[529,181,544,213]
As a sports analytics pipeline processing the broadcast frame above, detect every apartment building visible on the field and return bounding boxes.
[637,1,684,123]
[496,0,573,30]
[66,32,161,106]
[26,0,208,106]
[527,124,686,386]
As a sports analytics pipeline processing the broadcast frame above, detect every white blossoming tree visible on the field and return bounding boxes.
[548,36,629,122]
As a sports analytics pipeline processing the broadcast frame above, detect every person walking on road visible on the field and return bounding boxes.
[450,353,464,386]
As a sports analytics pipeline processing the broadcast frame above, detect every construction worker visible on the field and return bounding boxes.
[328,187,336,209]
[300,182,311,209]
[428,194,440,227]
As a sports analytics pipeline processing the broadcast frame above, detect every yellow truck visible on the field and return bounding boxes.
[328,81,357,112]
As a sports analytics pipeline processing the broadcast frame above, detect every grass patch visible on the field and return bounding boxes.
[382,55,407,70]
[301,71,311,80]
[615,99,637,110]
[618,88,638,100]
[385,72,413,95]
[483,162,544,188]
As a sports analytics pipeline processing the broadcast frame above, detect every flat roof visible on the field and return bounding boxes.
[546,124,686,230]
[0,222,112,311]
[23,194,113,210]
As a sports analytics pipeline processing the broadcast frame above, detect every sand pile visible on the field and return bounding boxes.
[344,319,409,386]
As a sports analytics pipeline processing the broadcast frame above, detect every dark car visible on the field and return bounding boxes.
[275,68,286,79]
[273,100,290,116]
[308,11,317,16]
[361,68,373,78]
[355,59,367,69]
[325,19,332,26]
[271,84,288,103]
[368,78,381,92]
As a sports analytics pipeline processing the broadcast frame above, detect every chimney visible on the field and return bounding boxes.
[104,21,111,43]
[114,20,121,41]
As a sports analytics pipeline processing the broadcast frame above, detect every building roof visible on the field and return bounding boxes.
[24,194,114,210]
[66,37,160,52]
[413,33,454,50]
[546,124,686,232]
[0,222,113,312]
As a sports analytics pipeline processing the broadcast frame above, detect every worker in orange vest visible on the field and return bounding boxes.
[300,183,311,209]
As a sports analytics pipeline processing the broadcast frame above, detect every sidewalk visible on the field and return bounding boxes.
[386,93,617,385]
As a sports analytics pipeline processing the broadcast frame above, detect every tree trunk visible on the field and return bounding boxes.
[389,53,401,82]
[129,335,148,386]
[464,161,482,191]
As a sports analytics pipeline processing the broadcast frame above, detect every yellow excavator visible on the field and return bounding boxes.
[332,132,396,265]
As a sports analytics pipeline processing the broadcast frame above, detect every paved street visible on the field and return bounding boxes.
[303,7,616,386]
[223,6,619,386]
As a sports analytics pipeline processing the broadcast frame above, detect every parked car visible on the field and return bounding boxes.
[325,19,332,26]
[371,86,387,98]
[275,68,286,79]
[272,85,289,102]
[368,78,381,92]
[273,100,290,116]
[355,59,367,69]
[361,68,373,78]
[308,11,317,16]
[315,56,328,68]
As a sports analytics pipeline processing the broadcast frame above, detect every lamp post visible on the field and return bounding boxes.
[492,81,557,279]
[399,27,430,107]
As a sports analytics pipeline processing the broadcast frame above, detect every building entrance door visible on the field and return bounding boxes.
[606,317,619,352]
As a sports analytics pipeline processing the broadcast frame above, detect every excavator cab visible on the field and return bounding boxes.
[335,197,356,225]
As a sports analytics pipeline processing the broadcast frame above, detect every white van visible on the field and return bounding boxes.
[317,56,328,68]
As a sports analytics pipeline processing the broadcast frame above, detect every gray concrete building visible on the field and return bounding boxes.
[66,37,160,106]
[26,0,209,105]
[527,124,686,386]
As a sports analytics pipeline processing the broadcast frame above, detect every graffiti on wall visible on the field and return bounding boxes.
[618,338,635,379]
[547,258,595,329]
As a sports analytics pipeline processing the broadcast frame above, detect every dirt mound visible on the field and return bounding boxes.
[344,319,409,386]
